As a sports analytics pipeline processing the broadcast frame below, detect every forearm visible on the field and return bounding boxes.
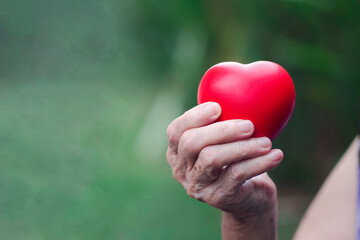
[222,205,278,240]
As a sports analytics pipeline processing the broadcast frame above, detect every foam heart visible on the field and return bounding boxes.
[197,61,295,140]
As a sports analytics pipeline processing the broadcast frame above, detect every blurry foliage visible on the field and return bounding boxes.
[0,0,359,239]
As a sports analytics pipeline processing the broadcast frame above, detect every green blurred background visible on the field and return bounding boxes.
[0,0,359,239]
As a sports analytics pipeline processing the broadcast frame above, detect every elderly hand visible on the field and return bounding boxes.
[166,102,283,240]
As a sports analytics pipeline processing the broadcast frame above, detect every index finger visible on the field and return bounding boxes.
[167,102,221,153]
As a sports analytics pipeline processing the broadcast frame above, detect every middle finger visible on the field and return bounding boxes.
[178,119,254,170]
[188,137,272,186]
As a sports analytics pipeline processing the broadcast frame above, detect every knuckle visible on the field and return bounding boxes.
[172,165,186,183]
[186,184,204,202]
[228,166,238,180]
[228,165,245,182]
[183,109,194,121]
[166,149,173,164]
[179,130,197,152]
[198,147,216,167]
[186,184,196,199]
[172,168,181,181]
[166,124,178,146]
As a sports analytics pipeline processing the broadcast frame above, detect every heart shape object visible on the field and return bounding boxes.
[197,61,296,140]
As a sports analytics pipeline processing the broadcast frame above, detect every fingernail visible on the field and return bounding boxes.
[237,120,253,133]
[203,102,220,116]
[256,137,271,148]
[269,149,283,161]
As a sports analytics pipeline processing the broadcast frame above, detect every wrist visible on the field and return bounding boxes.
[221,204,278,240]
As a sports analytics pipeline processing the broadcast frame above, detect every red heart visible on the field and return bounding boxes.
[197,61,296,140]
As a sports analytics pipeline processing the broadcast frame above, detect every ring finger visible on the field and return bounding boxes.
[188,137,272,187]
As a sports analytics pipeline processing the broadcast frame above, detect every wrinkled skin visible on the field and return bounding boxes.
[166,102,283,239]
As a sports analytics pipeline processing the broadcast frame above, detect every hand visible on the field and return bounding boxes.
[166,102,283,239]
